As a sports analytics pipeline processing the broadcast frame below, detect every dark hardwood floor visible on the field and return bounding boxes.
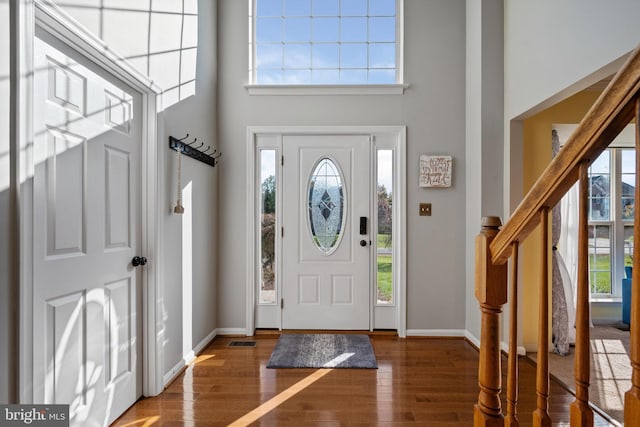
[112,333,616,426]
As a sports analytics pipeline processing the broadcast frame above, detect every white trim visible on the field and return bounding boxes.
[163,329,217,387]
[245,84,409,96]
[396,0,405,85]
[396,127,407,338]
[500,340,527,357]
[17,0,165,403]
[16,0,36,403]
[465,330,481,349]
[466,330,527,356]
[217,328,251,336]
[34,0,161,94]
[245,128,257,336]
[248,0,406,89]
[163,359,188,389]
[246,126,407,337]
[407,329,467,337]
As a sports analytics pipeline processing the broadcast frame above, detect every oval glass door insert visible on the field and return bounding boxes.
[308,157,346,254]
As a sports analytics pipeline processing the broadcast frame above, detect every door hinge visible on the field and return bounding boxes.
[281,155,284,166]
[281,226,284,237]
[280,298,284,309]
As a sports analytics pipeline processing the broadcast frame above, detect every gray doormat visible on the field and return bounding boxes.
[266,334,378,369]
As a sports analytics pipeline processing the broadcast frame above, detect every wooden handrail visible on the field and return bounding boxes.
[490,45,640,265]
[475,43,640,426]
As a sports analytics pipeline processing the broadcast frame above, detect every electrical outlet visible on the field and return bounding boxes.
[419,203,432,216]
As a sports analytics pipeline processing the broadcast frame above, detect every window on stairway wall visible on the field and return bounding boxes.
[588,148,635,298]
[250,0,402,85]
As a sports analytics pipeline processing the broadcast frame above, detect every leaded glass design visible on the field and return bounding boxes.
[308,158,345,253]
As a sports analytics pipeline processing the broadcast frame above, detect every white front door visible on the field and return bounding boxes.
[282,135,371,330]
[32,31,142,426]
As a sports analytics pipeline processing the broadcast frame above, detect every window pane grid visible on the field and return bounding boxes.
[622,148,635,221]
[259,149,277,304]
[588,224,612,295]
[376,149,393,305]
[254,0,398,84]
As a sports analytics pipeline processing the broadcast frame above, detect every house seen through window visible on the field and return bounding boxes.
[588,148,635,297]
[251,0,400,85]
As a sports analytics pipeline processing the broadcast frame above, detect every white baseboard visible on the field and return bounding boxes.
[163,328,218,387]
[407,329,522,351]
[216,327,251,336]
[194,329,218,354]
[500,340,527,356]
[454,330,527,356]
[406,329,466,337]
[465,330,481,349]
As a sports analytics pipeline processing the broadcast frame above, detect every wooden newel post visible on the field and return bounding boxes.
[474,216,508,427]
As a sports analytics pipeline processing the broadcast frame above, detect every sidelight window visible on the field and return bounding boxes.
[376,149,393,304]
[259,149,277,304]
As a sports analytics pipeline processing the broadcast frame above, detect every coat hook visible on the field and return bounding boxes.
[169,135,220,168]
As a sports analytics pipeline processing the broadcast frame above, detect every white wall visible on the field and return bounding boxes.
[465,0,504,343]
[217,0,467,333]
[1,0,218,393]
[503,2,640,350]
[505,0,640,120]
[0,0,11,404]
[159,0,218,376]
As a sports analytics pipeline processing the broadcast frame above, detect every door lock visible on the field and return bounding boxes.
[132,256,147,267]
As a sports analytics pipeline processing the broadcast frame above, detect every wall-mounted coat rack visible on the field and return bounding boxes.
[169,134,222,167]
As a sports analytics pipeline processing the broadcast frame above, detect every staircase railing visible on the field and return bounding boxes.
[474,43,640,427]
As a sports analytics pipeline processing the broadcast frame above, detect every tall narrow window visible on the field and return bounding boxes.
[621,149,635,268]
[251,0,400,85]
[376,149,393,304]
[587,148,635,297]
[260,150,277,304]
[588,151,611,295]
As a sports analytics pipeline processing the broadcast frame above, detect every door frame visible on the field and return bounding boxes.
[246,126,407,337]
[13,0,166,400]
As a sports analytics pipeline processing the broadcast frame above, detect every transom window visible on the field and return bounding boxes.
[250,0,400,85]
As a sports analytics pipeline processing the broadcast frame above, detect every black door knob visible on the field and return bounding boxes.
[132,256,147,267]
[360,239,367,247]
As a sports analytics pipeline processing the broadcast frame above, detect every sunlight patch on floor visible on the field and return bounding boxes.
[227,369,334,427]
[189,354,216,366]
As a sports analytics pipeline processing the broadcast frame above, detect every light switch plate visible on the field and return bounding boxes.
[419,203,432,216]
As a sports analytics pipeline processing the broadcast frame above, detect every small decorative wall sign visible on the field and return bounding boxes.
[419,155,452,188]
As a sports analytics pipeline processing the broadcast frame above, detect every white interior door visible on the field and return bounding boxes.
[282,135,371,330]
[32,31,142,426]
